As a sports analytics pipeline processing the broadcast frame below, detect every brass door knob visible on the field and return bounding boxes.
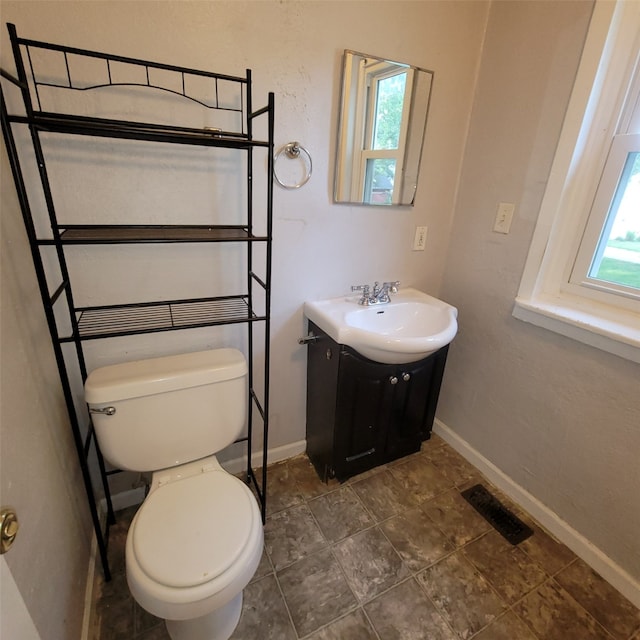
[1,507,19,554]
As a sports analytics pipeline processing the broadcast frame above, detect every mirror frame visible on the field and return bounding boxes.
[334,50,434,206]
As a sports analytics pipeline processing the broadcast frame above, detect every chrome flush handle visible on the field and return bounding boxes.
[89,406,116,416]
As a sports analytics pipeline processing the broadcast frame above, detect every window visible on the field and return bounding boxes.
[361,62,411,204]
[357,60,413,205]
[514,0,640,363]
[572,138,640,298]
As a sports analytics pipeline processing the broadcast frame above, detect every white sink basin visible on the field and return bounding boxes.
[304,288,458,364]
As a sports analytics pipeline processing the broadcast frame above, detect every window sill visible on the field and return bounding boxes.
[513,294,640,364]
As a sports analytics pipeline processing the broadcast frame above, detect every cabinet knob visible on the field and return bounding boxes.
[402,372,411,382]
[389,376,398,385]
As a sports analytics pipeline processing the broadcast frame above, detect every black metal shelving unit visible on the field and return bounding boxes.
[1,24,273,581]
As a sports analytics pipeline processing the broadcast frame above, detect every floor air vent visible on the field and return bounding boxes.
[461,484,533,545]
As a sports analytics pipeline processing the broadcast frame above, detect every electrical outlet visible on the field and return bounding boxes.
[493,202,515,234]
[413,225,427,250]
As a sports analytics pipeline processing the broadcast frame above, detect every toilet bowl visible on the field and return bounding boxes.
[85,349,263,640]
[127,457,263,639]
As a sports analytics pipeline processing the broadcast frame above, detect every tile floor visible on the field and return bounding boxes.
[89,435,640,640]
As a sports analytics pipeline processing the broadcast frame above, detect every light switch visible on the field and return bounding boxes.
[493,202,515,234]
[413,225,427,250]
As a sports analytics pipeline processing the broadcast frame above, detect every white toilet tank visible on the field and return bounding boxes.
[85,348,247,472]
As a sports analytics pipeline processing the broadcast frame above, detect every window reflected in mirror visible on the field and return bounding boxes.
[334,50,434,206]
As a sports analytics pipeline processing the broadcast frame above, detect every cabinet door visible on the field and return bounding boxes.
[385,357,435,461]
[333,350,391,479]
[387,345,449,459]
[305,324,341,481]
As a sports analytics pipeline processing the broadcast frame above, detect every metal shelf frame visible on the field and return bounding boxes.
[1,23,273,581]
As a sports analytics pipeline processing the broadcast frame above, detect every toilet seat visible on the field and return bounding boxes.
[126,466,263,622]
[131,470,256,589]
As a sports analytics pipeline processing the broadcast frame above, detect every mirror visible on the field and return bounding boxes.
[334,50,434,206]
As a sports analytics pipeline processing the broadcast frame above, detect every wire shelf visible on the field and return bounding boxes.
[15,112,269,148]
[73,295,262,341]
[55,225,268,244]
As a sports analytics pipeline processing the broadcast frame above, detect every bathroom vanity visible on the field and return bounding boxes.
[305,321,449,482]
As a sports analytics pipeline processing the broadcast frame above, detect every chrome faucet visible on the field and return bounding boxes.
[351,281,399,305]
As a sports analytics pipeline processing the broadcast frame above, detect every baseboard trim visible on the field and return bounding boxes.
[433,419,640,609]
[221,439,307,476]
[110,487,147,512]
[81,536,97,640]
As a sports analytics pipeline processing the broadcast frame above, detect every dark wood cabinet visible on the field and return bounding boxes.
[305,321,449,482]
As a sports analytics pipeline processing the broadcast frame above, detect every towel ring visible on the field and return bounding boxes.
[274,142,312,189]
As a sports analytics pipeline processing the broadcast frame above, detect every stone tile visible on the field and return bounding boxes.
[417,550,506,638]
[351,469,420,521]
[95,567,130,603]
[421,488,492,547]
[107,506,137,575]
[94,572,136,640]
[380,507,454,572]
[421,432,447,451]
[277,548,357,637]
[333,527,410,603]
[471,610,538,640]
[93,459,635,640]
[134,602,163,636]
[231,573,296,640]
[463,530,547,604]
[264,503,327,570]
[555,559,640,640]
[424,443,478,487]
[388,455,454,503]
[518,520,577,576]
[345,461,389,484]
[136,625,170,640]
[386,448,426,468]
[308,485,374,543]
[514,579,613,640]
[365,578,457,639]
[455,473,486,493]
[287,454,338,499]
[96,599,136,639]
[264,459,305,515]
[306,608,378,640]
[251,548,273,582]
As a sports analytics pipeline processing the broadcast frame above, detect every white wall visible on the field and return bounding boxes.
[438,0,640,587]
[1,0,488,449]
[1,131,92,638]
[0,1,489,633]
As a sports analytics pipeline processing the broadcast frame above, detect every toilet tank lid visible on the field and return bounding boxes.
[85,348,247,404]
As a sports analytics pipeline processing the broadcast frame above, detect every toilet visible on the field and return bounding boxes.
[85,348,263,640]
